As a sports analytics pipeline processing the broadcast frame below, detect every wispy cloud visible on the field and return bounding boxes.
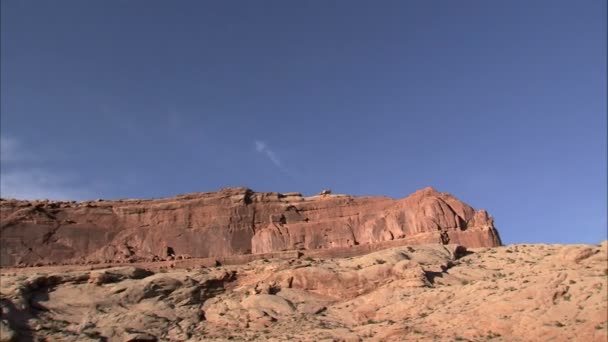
[167,108,183,133]
[0,135,92,200]
[254,140,288,173]
[0,169,93,201]
[0,136,31,163]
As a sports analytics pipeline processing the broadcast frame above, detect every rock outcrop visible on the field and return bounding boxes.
[1,242,606,341]
[0,187,501,267]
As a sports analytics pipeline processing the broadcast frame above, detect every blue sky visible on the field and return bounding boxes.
[1,1,606,244]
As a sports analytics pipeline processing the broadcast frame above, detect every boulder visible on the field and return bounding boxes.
[241,294,296,318]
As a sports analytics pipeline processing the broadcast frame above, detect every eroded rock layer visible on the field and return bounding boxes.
[0,187,501,267]
[1,243,606,341]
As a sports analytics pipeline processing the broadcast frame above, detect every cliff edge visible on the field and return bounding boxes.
[0,187,501,266]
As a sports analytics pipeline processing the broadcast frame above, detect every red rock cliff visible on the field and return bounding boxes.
[0,187,501,266]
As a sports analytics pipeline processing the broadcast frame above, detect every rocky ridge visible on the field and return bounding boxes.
[0,187,501,267]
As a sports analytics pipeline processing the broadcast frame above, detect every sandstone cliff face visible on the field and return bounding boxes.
[0,187,501,266]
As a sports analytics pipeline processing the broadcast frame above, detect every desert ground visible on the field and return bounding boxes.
[1,242,606,342]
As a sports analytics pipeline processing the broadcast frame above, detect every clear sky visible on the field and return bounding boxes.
[1,1,606,245]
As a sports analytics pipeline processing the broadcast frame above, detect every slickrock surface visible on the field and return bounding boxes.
[0,242,606,341]
[0,187,501,267]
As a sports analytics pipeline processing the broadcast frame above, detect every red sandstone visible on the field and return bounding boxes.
[0,187,501,267]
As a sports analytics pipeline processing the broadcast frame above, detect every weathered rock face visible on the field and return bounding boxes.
[0,187,501,267]
[2,243,606,341]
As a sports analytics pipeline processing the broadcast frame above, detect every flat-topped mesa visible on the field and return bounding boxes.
[0,187,502,267]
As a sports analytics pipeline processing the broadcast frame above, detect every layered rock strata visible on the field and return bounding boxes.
[0,187,501,267]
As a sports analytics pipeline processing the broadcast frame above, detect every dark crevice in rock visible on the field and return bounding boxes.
[41,223,62,245]
[166,247,176,258]
[243,189,254,205]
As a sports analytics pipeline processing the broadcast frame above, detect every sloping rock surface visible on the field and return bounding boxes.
[0,187,501,267]
[0,242,606,341]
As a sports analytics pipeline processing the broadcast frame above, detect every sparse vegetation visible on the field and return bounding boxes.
[375,259,386,264]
